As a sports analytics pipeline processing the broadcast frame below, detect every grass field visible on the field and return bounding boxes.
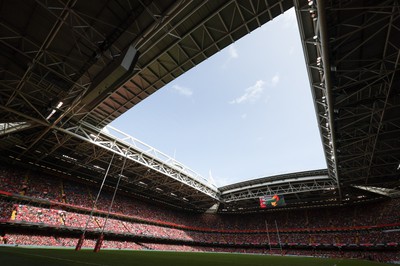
[0,246,392,266]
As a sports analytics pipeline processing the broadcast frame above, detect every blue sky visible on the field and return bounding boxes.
[110,8,327,187]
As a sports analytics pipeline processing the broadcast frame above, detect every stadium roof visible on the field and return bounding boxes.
[1,0,399,212]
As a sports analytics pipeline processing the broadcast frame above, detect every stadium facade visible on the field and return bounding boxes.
[0,0,399,263]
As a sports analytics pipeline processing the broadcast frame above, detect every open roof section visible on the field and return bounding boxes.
[110,7,327,187]
[0,0,295,212]
[79,0,294,127]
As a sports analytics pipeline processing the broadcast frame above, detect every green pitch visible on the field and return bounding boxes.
[0,246,391,266]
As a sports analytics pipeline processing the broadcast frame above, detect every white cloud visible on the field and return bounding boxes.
[271,74,280,87]
[172,85,193,97]
[221,44,239,68]
[228,44,239,59]
[230,80,265,104]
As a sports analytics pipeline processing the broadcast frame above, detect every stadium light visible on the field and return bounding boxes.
[46,109,56,120]
[308,0,318,22]
[138,181,147,187]
[15,144,27,150]
[46,101,63,120]
[317,57,322,66]
[93,165,105,171]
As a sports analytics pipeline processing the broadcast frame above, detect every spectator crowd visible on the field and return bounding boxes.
[0,166,399,263]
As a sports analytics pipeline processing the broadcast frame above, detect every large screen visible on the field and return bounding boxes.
[259,194,286,208]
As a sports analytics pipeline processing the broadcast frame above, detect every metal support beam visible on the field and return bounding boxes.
[222,176,335,202]
[0,105,219,200]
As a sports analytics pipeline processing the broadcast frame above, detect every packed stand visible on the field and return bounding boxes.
[0,166,400,263]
